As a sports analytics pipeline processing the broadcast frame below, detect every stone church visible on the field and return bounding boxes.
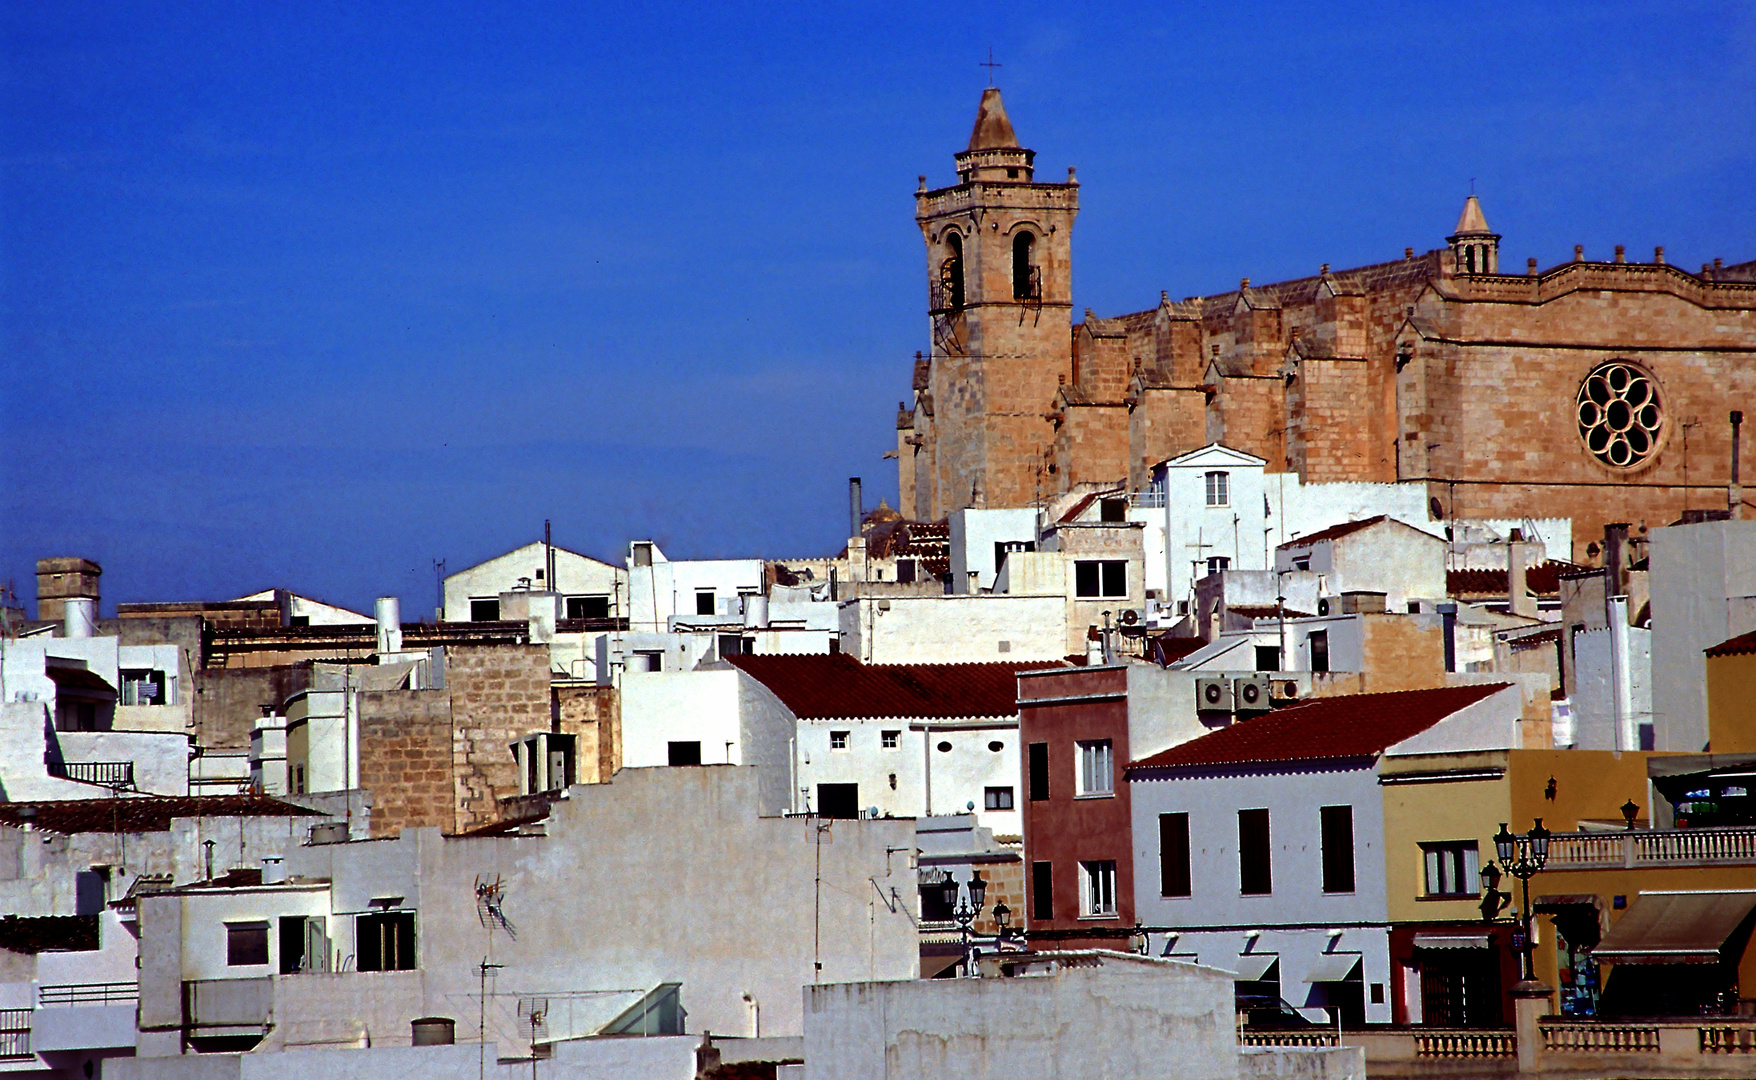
[895,89,1756,558]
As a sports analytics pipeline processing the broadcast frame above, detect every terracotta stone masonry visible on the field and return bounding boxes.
[357,688,454,839]
[444,644,551,833]
[899,92,1756,556]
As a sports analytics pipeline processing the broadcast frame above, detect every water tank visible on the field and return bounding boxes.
[375,597,402,653]
[62,597,96,639]
[743,594,769,629]
[411,1017,456,1045]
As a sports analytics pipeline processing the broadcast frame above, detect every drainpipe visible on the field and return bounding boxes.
[1606,595,1634,751]
[1732,410,1744,517]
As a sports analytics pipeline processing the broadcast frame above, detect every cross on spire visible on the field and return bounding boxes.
[981,48,1001,86]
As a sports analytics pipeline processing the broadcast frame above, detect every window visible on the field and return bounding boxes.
[1077,740,1114,796]
[357,912,416,971]
[1238,808,1273,895]
[1012,231,1037,300]
[470,598,500,622]
[695,590,716,616]
[1074,560,1127,598]
[120,668,167,705]
[226,922,270,967]
[920,879,955,922]
[1205,471,1229,507]
[1255,646,1282,671]
[829,730,849,751]
[1293,556,1311,571]
[1028,742,1050,801]
[56,700,99,732]
[1422,842,1481,897]
[1099,497,1127,523]
[280,915,328,974]
[1159,813,1191,898]
[1321,805,1356,893]
[995,540,1035,576]
[667,741,701,766]
[1206,556,1231,576]
[1080,860,1117,917]
[817,783,859,819]
[941,233,965,310]
[984,786,1014,811]
[633,650,663,672]
[881,730,900,749]
[567,596,610,620]
[897,558,916,584]
[1309,630,1330,674]
[1031,861,1054,921]
[293,763,306,794]
[717,634,745,659]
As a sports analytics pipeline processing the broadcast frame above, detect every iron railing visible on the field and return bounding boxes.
[45,761,134,789]
[39,981,138,1007]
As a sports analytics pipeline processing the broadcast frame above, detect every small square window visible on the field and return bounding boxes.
[984,786,1014,811]
[1421,842,1480,897]
[1205,471,1230,507]
[1074,560,1128,599]
[1080,860,1117,917]
[1076,740,1113,796]
[695,590,716,616]
[830,731,849,751]
[881,730,900,749]
[227,922,270,967]
[469,598,500,622]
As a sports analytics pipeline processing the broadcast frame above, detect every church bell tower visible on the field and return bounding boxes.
[902,88,1080,519]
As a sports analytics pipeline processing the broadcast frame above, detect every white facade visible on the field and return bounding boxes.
[796,716,1021,832]
[838,594,1066,664]
[1570,623,1654,751]
[1273,518,1447,615]
[627,541,764,633]
[234,590,373,626]
[444,541,626,623]
[948,508,1040,594]
[1649,519,1756,752]
[618,669,797,815]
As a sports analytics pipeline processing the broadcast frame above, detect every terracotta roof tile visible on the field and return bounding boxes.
[1707,630,1756,659]
[1281,516,1390,547]
[1126,683,1509,773]
[1447,562,1577,598]
[0,795,326,835]
[727,653,1064,719]
[0,915,97,954]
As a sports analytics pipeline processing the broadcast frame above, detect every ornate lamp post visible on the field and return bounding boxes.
[1482,820,1551,981]
[939,870,988,976]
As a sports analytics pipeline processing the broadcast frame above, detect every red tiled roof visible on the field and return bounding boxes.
[1146,635,1207,666]
[1281,516,1390,547]
[1707,630,1756,659]
[726,653,1064,719]
[1226,605,1314,620]
[1126,683,1511,773]
[0,915,97,954]
[1447,562,1577,598]
[0,795,327,835]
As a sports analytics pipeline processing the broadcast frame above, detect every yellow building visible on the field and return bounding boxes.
[1706,630,1756,753]
[1381,747,1756,1024]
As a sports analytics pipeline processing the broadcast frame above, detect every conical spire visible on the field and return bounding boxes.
[1453,195,1492,236]
[967,88,1019,151]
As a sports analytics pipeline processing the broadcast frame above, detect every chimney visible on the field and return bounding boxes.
[1732,410,1744,518]
[34,557,101,623]
[375,597,402,654]
[849,477,863,539]
[1438,602,1458,673]
[1507,528,1536,619]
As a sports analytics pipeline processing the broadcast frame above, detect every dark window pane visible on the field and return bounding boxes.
[227,923,269,967]
[470,599,500,622]
[1255,646,1281,672]
[696,591,716,616]
[1028,742,1050,801]
[568,596,610,619]
[1075,562,1101,598]
[1101,560,1126,597]
[1100,498,1126,523]
[1310,631,1330,674]
[817,783,860,819]
[357,913,416,972]
[984,786,1014,811]
[1160,813,1191,897]
[667,741,701,766]
[920,881,955,921]
[1321,805,1355,893]
[1031,861,1054,922]
[1239,808,1272,895]
[280,917,306,974]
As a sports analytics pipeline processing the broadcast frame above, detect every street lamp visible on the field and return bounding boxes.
[940,870,988,976]
[1482,820,1550,981]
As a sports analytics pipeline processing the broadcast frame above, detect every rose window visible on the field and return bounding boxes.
[1576,362,1663,469]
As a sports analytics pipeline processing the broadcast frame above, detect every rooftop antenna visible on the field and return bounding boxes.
[519,997,549,1075]
[981,48,1001,87]
[476,873,517,939]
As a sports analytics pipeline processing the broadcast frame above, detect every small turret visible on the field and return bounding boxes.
[955,88,1035,183]
[1448,195,1500,275]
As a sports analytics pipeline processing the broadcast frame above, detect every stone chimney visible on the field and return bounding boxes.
[1507,529,1537,619]
[35,557,101,623]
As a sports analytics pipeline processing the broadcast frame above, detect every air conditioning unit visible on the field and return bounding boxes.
[1234,675,1273,713]
[1196,677,1233,712]
[1318,597,1333,617]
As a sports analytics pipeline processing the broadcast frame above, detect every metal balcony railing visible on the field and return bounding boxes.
[0,1009,29,1058]
[39,981,138,1007]
[45,761,134,790]
[1129,490,1168,508]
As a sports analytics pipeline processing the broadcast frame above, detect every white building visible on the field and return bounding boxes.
[1649,518,1756,752]
[838,593,1066,665]
[947,508,1040,594]
[1127,683,1526,1025]
[443,540,626,623]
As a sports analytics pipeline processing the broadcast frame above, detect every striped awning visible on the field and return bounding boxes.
[1593,891,1756,965]
[1302,953,1362,982]
[1413,933,1491,951]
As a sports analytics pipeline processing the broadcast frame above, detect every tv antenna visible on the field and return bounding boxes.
[476,874,517,939]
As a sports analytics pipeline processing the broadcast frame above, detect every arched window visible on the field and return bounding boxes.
[1013,232,1038,300]
[940,233,965,311]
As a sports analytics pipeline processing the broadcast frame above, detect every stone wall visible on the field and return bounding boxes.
[445,645,551,832]
[357,689,453,839]
[191,665,312,749]
[554,683,619,783]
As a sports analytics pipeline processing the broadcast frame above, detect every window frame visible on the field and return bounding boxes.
[356,911,417,972]
[695,589,716,617]
[1320,805,1356,894]
[1031,861,1054,922]
[1028,742,1050,801]
[226,921,271,967]
[666,741,702,766]
[566,595,610,620]
[829,730,850,751]
[1205,471,1230,507]
[1079,860,1118,918]
[1076,739,1114,798]
[1238,807,1273,896]
[880,729,900,750]
[469,598,500,622]
[1159,812,1191,898]
[1074,560,1128,599]
[1420,841,1482,898]
[984,786,1015,811]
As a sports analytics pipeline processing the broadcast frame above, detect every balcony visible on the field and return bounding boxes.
[0,1009,28,1059]
[1544,825,1756,870]
[45,760,135,790]
[1129,490,1168,509]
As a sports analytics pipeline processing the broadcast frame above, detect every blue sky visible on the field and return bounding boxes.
[4,2,1753,616]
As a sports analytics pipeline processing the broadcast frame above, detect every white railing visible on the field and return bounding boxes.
[1129,490,1168,509]
[1544,826,1756,870]
[1240,1030,1339,1047]
[1415,1029,1515,1057]
[39,981,138,1007]
[1702,1024,1756,1053]
[0,1009,28,1058]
